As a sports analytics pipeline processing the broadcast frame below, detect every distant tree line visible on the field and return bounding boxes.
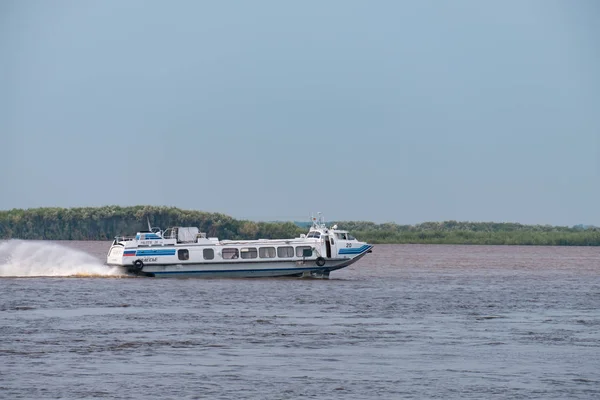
[334,220,600,246]
[0,206,598,246]
[0,206,302,241]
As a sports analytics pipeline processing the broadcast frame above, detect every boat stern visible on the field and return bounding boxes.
[106,244,125,266]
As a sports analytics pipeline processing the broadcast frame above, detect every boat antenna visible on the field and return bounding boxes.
[310,212,325,229]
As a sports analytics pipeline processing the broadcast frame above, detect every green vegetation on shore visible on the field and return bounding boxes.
[0,206,598,246]
[344,220,600,246]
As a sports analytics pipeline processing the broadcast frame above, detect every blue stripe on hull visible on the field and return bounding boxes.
[136,249,177,256]
[338,245,372,255]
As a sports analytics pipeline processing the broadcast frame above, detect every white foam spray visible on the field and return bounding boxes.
[0,240,124,277]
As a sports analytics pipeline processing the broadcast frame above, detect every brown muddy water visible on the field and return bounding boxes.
[1,241,599,399]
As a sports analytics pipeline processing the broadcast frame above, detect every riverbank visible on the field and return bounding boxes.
[1,206,598,246]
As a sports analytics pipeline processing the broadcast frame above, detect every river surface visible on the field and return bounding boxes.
[1,240,599,399]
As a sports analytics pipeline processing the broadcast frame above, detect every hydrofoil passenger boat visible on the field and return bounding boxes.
[106,215,373,278]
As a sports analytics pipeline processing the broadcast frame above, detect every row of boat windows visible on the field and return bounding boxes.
[177,246,313,261]
[305,231,355,240]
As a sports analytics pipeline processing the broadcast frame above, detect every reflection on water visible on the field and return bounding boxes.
[1,242,599,399]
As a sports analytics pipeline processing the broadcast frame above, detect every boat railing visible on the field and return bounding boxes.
[163,228,176,239]
[114,236,135,242]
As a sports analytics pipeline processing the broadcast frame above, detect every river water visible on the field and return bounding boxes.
[0,240,599,399]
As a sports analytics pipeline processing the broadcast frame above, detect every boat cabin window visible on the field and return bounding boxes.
[259,247,276,258]
[296,246,312,257]
[348,234,355,240]
[306,232,321,239]
[222,248,239,259]
[203,248,214,260]
[277,246,294,258]
[335,232,348,240]
[241,247,258,259]
[178,249,189,261]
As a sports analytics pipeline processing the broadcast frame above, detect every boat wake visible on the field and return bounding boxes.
[0,240,124,277]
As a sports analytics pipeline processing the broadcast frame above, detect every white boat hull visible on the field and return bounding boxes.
[106,217,373,279]
[116,252,370,278]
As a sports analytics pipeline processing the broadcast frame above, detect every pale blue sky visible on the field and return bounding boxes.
[1,0,598,225]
